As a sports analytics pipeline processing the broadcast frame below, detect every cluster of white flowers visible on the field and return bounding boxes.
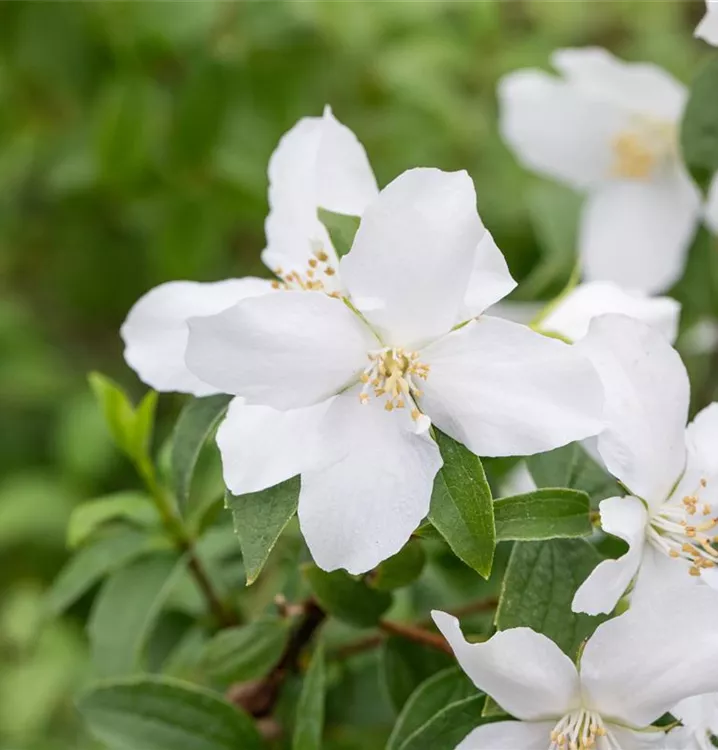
[120,5,718,748]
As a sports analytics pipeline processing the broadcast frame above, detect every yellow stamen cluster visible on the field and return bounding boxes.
[610,119,675,180]
[359,347,430,422]
[550,710,608,750]
[271,246,340,297]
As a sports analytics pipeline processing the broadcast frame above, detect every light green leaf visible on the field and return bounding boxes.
[387,668,476,750]
[317,208,360,259]
[494,488,591,541]
[397,694,485,750]
[292,642,326,750]
[201,617,289,684]
[303,565,392,628]
[681,56,718,191]
[429,430,495,578]
[88,553,185,678]
[496,539,606,658]
[171,394,231,513]
[77,675,264,750]
[67,492,159,549]
[226,476,300,585]
[370,539,426,591]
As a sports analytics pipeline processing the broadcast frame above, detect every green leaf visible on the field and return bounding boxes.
[496,539,606,658]
[201,617,289,684]
[380,636,454,713]
[370,539,426,591]
[292,642,326,750]
[171,395,231,513]
[88,553,185,678]
[429,430,495,578]
[527,442,621,505]
[77,675,264,750]
[67,492,159,549]
[226,476,300,585]
[397,694,485,750]
[387,668,476,750]
[303,565,392,628]
[681,56,718,191]
[494,488,591,541]
[46,531,166,615]
[318,208,360,259]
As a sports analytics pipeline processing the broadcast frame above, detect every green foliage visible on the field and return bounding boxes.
[67,492,159,548]
[318,209,361,259]
[394,694,485,750]
[292,642,326,750]
[370,539,426,591]
[429,431,495,578]
[681,56,718,191]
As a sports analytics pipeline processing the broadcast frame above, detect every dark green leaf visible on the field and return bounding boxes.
[292,642,326,750]
[494,488,591,541]
[681,56,718,191]
[371,539,426,591]
[226,476,300,585]
[171,395,231,513]
[429,431,495,578]
[398,694,485,750]
[387,668,476,750]
[77,675,264,750]
[88,553,185,678]
[201,617,289,684]
[318,208,360,259]
[303,565,392,628]
[496,539,606,658]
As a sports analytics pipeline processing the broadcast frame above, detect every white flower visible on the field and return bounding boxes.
[121,106,377,395]
[672,694,718,750]
[499,47,703,294]
[696,1,718,46]
[571,313,718,616]
[184,168,604,574]
[706,176,718,236]
[433,587,718,750]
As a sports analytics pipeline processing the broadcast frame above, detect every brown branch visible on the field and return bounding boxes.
[378,619,453,655]
[184,544,238,628]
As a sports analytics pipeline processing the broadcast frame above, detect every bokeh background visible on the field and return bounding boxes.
[0,2,711,748]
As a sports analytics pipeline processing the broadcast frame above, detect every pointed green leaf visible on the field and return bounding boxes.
[398,694,485,750]
[317,208,360,259]
[494,488,591,541]
[370,539,426,591]
[429,430,495,578]
[77,675,264,750]
[292,642,326,750]
[681,56,718,191]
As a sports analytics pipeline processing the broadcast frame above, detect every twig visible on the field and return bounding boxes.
[378,619,453,655]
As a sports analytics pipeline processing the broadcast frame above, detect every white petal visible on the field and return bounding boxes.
[121,278,273,396]
[455,720,556,750]
[299,388,441,574]
[541,282,680,344]
[552,47,687,122]
[576,314,688,506]
[498,69,626,190]
[432,611,579,721]
[572,496,647,616]
[500,462,538,497]
[705,175,718,234]
[580,171,702,294]
[672,403,718,505]
[580,587,718,727]
[460,229,517,319]
[185,291,373,409]
[216,397,331,495]
[420,317,604,458]
[630,543,699,607]
[340,168,483,346]
[607,725,670,750]
[673,694,718,741]
[696,1,718,46]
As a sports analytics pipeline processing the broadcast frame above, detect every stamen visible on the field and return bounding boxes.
[271,242,339,295]
[610,118,675,180]
[549,710,617,750]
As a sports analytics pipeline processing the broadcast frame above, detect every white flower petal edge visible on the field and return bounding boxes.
[455,721,556,750]
[696,1,718,45]
[432,611,579,721]
[121,278,273,396]
[572,495,647,616]
[705,174,718,235]
[672,694,718,750]
[298,388,441,574]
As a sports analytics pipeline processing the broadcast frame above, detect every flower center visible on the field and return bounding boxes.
[611,119,675,180]
[648,478,718,577]
[358,347,430,422]
[550,709,610,750]
[271,243,340,296]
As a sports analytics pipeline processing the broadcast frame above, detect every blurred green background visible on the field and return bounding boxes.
[0,2,709,748]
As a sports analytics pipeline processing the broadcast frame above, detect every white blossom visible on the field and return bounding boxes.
[184,168,603,574]
[696,1,718,46]
[672,694,718,750]
[433,587,718,750]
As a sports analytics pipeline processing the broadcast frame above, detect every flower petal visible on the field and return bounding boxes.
[460,229,517,319]
[121,278,273,396]
[216,397,332,495]
[185,291,373,409]
[572,496,647,616]
[581,587,718,727]
[299,387,441,574]
[696,1,718,45]
[580,170,702,294]
[340,168,483,346]
[541,281,680,343]
[432,611,579,721]
[630,543,699,606]
[455,720,556,750]
[607,725,671,750]
[705,174,718,234]
[672,694,718,743]
[420,316,604,457]
[498,69,626,190]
